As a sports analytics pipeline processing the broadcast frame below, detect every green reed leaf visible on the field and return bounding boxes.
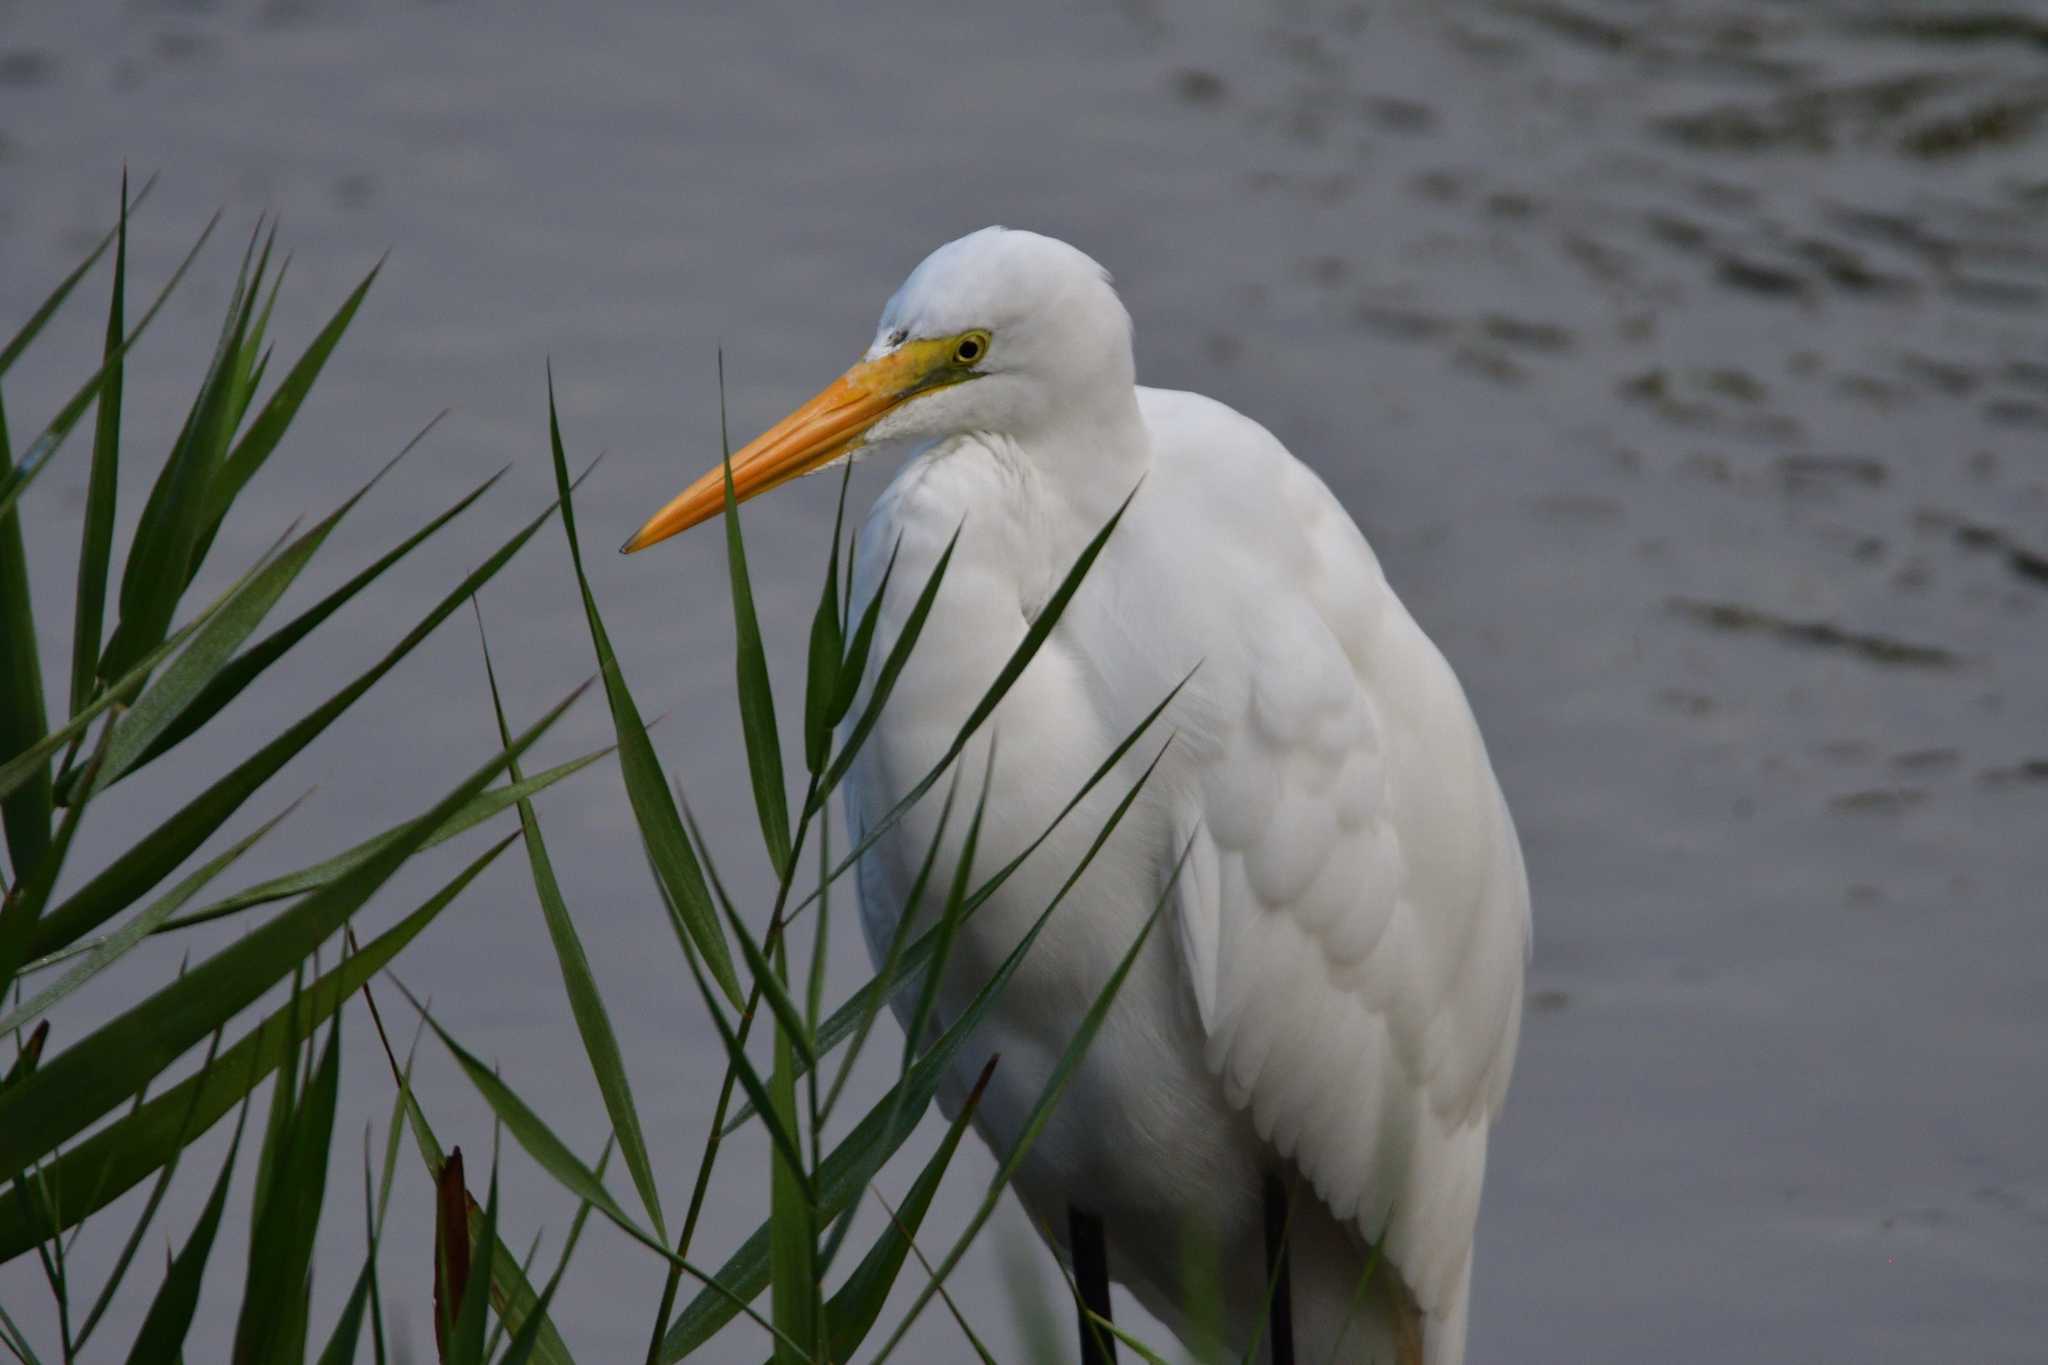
[68,173,129,717]
[0,833,512,1262]
[547,372,740,1004]
[0,679,582,1188]
[716,359,792,877]
[25,481,572,962]
[119,1094,250,1365]
[822,1056,993,1363]
[477,606,668,1243]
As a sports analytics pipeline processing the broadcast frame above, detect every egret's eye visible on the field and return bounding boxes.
[952,331,990,366]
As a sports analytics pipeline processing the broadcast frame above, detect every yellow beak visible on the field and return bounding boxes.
[621,338,965,554]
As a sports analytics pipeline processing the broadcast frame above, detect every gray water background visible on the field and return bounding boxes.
[3,1,2046,1359]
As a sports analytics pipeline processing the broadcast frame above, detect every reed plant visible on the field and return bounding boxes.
[0,180,1182,1363]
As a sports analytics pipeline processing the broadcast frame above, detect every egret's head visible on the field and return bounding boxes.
[622,227,1132,552]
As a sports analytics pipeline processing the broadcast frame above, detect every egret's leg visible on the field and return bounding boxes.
[1069,1205,1116,1364]
[1263,1174,1295,1365]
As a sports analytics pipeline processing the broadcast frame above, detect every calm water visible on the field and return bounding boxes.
[3,1,2046,1360]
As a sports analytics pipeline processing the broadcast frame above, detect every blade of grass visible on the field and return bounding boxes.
[313,1260,374,1365]
[0,713,115,998]
[118,1094,251,1365]
[1,1021,48,1093]
[249,965,303,1250]
[232,1017,341,1365]
[816,526,956,799]
[638,763,831,1365]
[86,446,407,796]
[375,1033,422,1247]
[0,208,217,526]
[1088,1311,1176,1365]
[359,982,582,1365]
[637,777,811,1365]
[998,1222,1069,1365]
[766,939,814,1365]
[827,536,897,728]
[495,1141,608,1365]
[107,415,473,785]
[475,605,667,1242]
[1318,1220,1391,1365]
[220,224,278,451]
[154,745,605,940]
[0,385,53,888]
[723,690,1180,1137]
[1041,1206,1155,1365]
[361,1045,412,1365]
[821,1056,993,1363]
[68,172,129,718]
[901,742,993,1072]
[715,357,792,876]
[655,763,1162,1361]
[710,727,1170,1304]
[883,1192,1000,1365]
[497,1276,568,1365]
[191,260,381,572]
[815,769,962,1128]
[0,794,302,1035]
[495,1244,570,1365]
[807,816,831,1036]
[77,507,301,798]
[679,789,814,1070]
[548,373,739,1004]
[803,466,851,775]
[477,1140,589,1364]
[228,244,286,437]
[25,481,576,961]
[399,990,637,1235]
[804,816,831,1166]
[0,172,156,378]
[400,983,806,1356]
[14,1156,69,1354]
[814,753,1000,1283]
[0,679,583,1187]
[70,1029,226,1356]
[0,1298,44,1364]
[868,836,1192,1365]
[24,745,603,975]
[0,832,512,1261]
[98,218,263,677]
[655,837,810,1182]
[0,538,278,807]
[1237,1172,1304,1365]
[486,1229,545,1363]
[810,485,1140,876]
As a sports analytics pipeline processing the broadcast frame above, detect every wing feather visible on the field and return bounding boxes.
[1147,394,1530,1316]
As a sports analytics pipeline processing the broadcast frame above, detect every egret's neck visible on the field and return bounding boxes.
[885,381,1148,618]
[1008,380,1151,543]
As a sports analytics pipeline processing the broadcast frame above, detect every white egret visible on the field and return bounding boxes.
[624,228,1529,1365]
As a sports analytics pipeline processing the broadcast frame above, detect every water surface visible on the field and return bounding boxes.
[2,1,2045,1359]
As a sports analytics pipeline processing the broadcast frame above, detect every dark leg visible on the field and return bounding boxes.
[1263,1173,1295,1365]
[1069,1204,1117,1365]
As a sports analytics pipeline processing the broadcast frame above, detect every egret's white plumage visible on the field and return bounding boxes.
[629,228,1529,1364]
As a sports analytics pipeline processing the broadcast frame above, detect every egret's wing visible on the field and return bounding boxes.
[1164,443,1529,1314]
